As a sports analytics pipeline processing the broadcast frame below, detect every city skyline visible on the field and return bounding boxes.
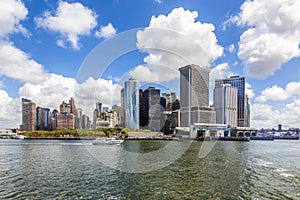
[1,0,300,129]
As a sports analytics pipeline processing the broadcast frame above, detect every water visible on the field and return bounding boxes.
[0,139,299,199]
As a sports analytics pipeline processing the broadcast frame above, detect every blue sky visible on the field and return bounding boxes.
[1,0,300,129]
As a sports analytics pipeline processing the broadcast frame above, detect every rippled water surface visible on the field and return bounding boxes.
[0,139,299,199]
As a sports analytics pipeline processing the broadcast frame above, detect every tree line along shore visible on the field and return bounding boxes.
[21,127,131,139]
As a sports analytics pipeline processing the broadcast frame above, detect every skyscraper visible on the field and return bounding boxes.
[215,76,248,127]
[214,84,238,127]
[96,102,102,113]
[44,108,51,131]
[57,99,75,130]
[245,95,250,127]
[36,106,44,130]
[179,64,216,127]
[162,89,177,111]
[20,98,36,132]
[140,87,162,131]
[122,78,140,130]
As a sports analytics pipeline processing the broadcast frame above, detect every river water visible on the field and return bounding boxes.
[0,139,299,199]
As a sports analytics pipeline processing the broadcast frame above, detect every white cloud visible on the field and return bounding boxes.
[251,97,300,129]
[210,63,235,81]
[130,64,178,83]
[0,41,47,84]
[155,0,163,4]
[0,89,20,129]
[251,103,281,128]
[286,82,300,96]
[0,0,47,84]
[229,0,300,79]
[131,7,223,83]
[228,44,235,53]
[0,0,29,38]
[245,82,255,99]
[95,23,117,39]
[35,1,97,49]
[255,82,300,103]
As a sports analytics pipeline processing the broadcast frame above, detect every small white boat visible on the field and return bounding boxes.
[92,137,124,145]
[13,135,26,139]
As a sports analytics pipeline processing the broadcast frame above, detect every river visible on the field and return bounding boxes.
[0,139,299,199]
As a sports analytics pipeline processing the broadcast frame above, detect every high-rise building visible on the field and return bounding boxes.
[76,108,83,129]
[162,90,177,111]
[60,101,71,114]
[36,106,45,130]
[44,108,51,131]
[51,109,59,130]
[96,102,102,113]
[245,95,250,127]
[179,64,216,127]
[215,76,248,127]
[21,98,36,132]
[214,84,238,127]
[112,104,122,126]
[140,87,162,131]
[57,98,75,130]
[102,107,109,113]
[93,102,102,129]
[122,78,140,130]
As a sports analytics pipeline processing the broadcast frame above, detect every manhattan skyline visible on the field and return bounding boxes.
[1,0,300,129]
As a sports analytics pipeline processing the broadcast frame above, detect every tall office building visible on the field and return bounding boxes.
[140,87,162,131]
[214,84,238,127]
[57,99,75,130]
[215,76,248,127]
[96,102,102,113]
[112,104,122,126]
[122,78,140,130]
[20,98,36,132]
[245,95,250,127]
[93,102,102,129]
[179,64,216,127]
[162,90,177,111]
[44,108,51,130]
[36,106,45,130]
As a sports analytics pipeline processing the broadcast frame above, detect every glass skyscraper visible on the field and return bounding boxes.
[215,76,249,127]
[122,78,140,130]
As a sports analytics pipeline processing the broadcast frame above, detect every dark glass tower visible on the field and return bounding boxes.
[140,87,162,131]
[215,76,248,127]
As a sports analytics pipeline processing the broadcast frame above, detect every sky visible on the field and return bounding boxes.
[1,0,300,130]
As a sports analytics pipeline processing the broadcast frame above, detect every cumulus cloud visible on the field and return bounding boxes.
[245,82,255,99]
[255,82,300,103]
[0,41,47,84]
[210,63,235,81]
[251,103,281,128]
[228,0,300,79]
[0,90,21,129]
[251,97,300,128]
[95,23,117,39]
[0,0,30,38]
[131,7,223,83]
[35,1,97,49]
[0,0,47,84]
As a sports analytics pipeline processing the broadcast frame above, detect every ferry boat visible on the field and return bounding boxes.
[92,137,124,145]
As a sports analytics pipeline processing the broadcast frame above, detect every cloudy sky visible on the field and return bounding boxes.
[1,0,300,129]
